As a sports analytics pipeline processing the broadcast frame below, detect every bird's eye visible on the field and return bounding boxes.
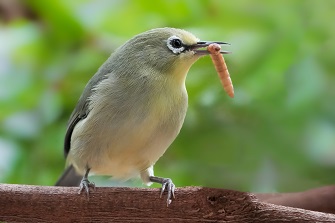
[171,39,182,48]
[167,36,185,54]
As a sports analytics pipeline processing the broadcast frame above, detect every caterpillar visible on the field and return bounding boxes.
[207,43,234,98]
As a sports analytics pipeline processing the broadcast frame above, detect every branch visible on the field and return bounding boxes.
[257,185,335,214]
[1,184,335,222]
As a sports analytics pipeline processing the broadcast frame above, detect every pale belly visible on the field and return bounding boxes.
[67,105,184,180]
[90,122,177,179]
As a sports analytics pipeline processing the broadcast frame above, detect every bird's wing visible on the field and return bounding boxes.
[64,68,109,157]
[55,165,82,186]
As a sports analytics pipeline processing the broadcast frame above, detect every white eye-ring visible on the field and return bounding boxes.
[167,35,185,54]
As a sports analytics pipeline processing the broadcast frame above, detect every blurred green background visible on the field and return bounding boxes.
[1,0,335,193]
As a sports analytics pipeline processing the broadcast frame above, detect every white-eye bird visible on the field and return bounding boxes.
[55,27,229,205]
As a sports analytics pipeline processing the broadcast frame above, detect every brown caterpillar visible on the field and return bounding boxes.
[207,43,234,98]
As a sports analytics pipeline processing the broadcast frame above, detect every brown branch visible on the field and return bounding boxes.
[256,185,335,214]
[1,184,335,222]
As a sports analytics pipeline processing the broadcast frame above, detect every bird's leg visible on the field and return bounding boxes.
[149,176,175,206]
[78,168,95,197]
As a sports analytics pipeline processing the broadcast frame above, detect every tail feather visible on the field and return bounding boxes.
[55,165,82,186]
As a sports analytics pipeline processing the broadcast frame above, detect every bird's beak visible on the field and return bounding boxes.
[191,41,231,55]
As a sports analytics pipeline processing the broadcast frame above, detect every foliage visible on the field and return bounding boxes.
[1,0,335,192]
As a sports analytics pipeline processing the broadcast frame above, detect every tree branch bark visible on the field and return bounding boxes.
[257,185,335,214]
[1,184,335,222]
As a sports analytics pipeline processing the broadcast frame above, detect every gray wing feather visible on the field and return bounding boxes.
[64,64,111,157]
[56,76,102,186]
[57,54,115,186]
[55,165,82,186]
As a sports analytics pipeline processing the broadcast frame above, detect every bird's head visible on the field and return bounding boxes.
[112,28,229,83]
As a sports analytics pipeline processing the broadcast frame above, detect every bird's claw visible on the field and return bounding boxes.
[78,178,95,198]
[159,178,175,206]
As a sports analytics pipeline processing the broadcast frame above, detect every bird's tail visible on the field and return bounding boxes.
[55,165,82,186]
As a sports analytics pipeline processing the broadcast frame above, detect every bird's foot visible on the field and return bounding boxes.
[78,178,95,198]
[149,176,175,206]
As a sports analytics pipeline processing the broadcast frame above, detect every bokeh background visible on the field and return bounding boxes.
[1,0,335,193]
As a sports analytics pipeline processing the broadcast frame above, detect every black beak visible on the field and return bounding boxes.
[191,41,231,55]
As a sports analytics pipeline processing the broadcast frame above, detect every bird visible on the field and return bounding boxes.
[55,27,229,206]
